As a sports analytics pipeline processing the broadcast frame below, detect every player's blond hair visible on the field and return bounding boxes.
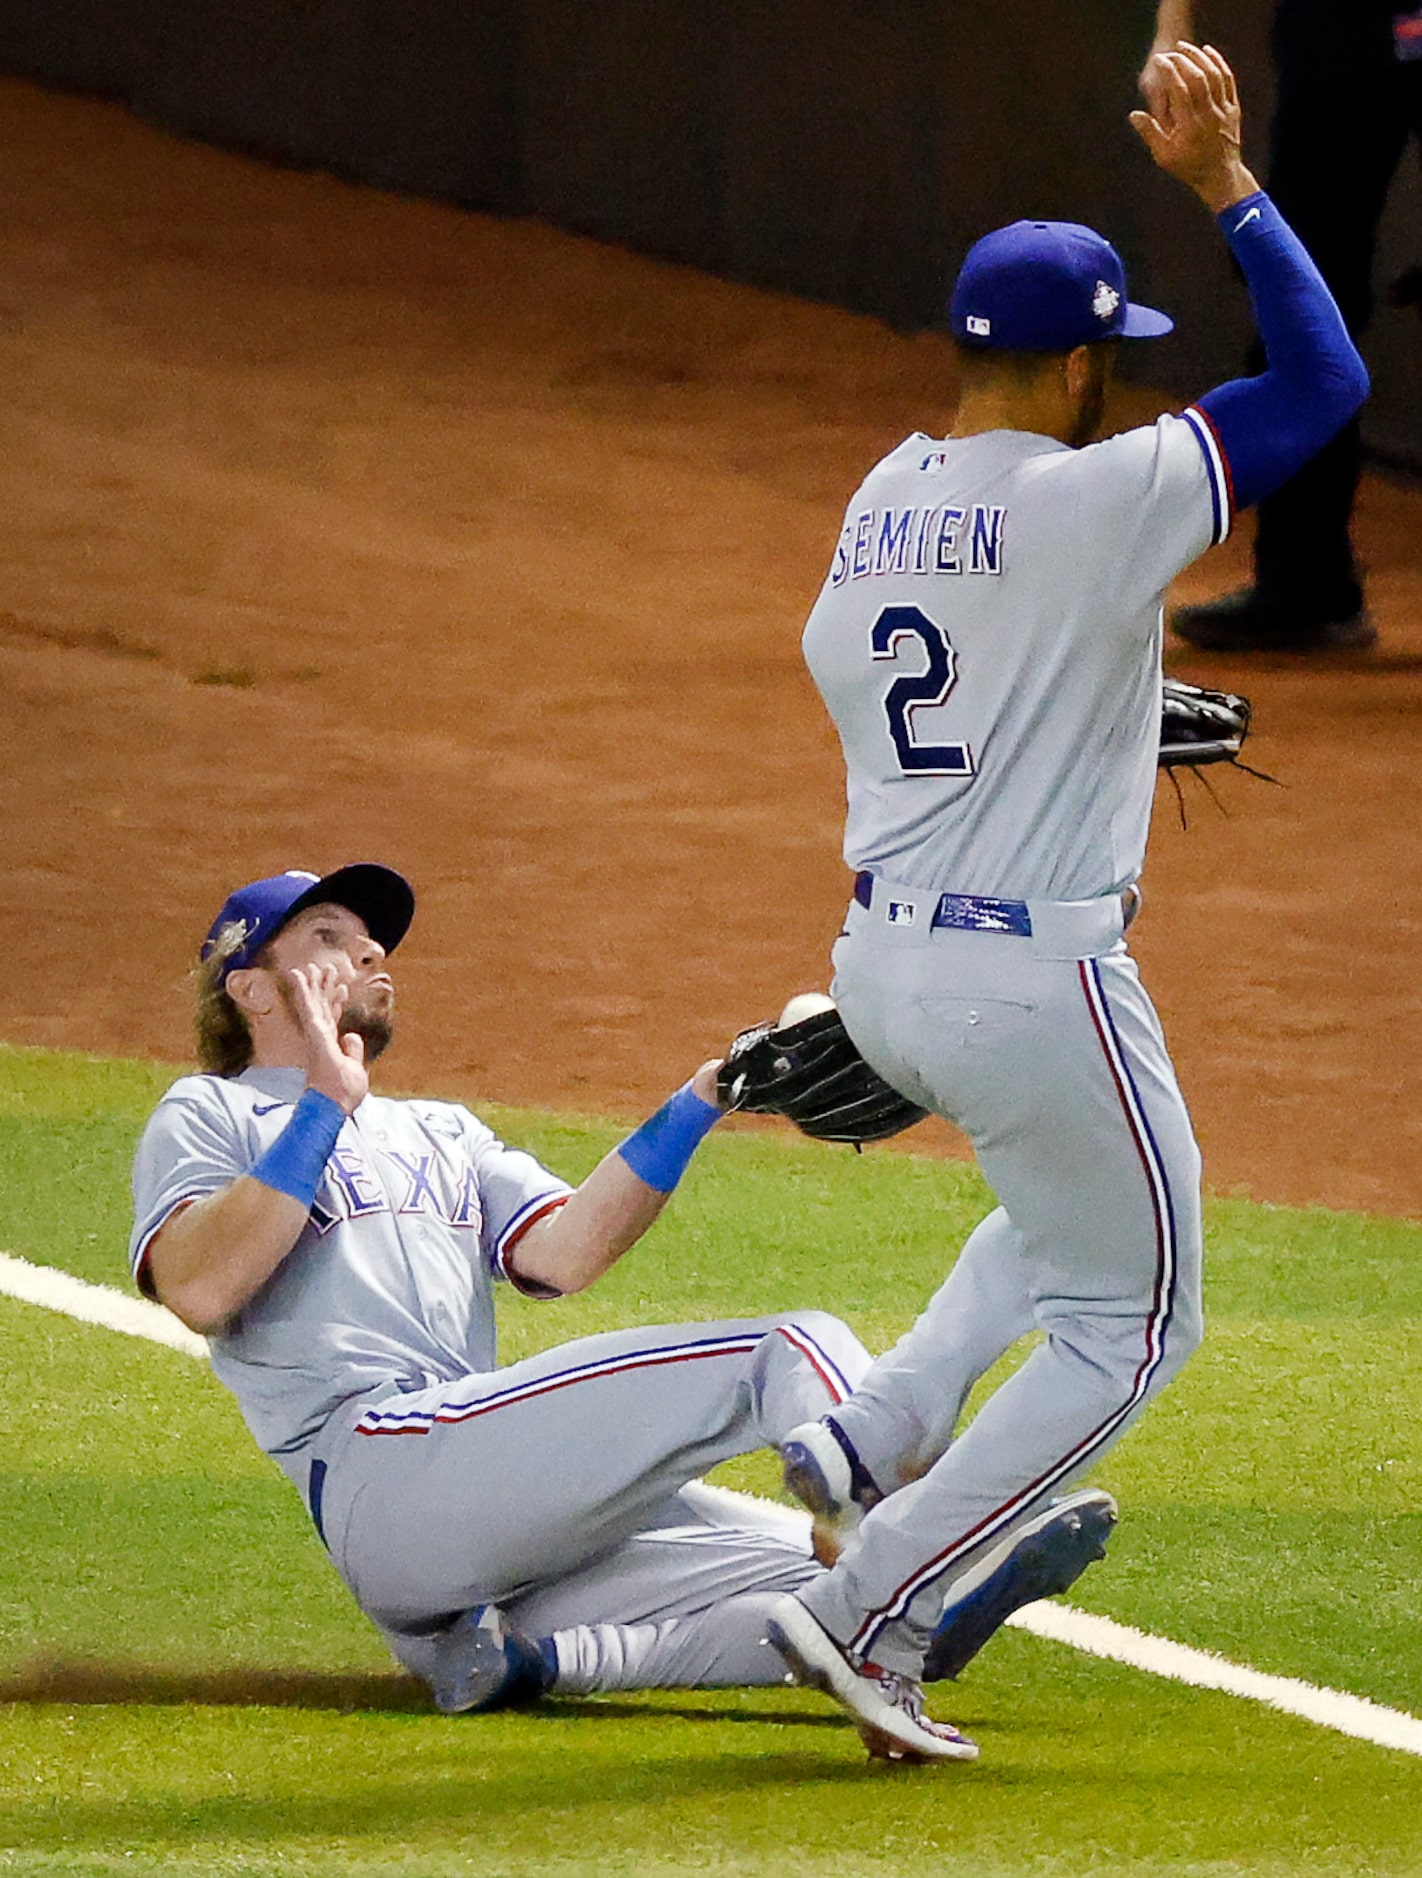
[192,922,261,1076]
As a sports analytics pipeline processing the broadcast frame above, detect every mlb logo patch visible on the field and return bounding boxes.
[966,315,991,337]
[887,900,917,926]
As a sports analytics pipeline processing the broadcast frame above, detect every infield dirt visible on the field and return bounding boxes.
[3,78,1421,1216]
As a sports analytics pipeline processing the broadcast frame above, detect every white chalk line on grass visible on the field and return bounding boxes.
[4,1248,1421,1759]
[0,1249,207,1358]
[1008,1600,1422,1757]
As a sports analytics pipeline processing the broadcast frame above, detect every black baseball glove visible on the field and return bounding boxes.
[717,996,928,1145]
[1159,678,1251,769]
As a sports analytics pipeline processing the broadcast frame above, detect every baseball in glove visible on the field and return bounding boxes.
[1158,677,1251,769]
[717,994,929,1146]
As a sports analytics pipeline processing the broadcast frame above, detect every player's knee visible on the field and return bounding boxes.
[1152,1295,1204,1388]
[780,1310,873,1393]
[786,1307,855,1344]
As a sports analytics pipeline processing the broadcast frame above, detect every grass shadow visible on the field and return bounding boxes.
[1,1662,858,1731]
[1,1657,431,1712]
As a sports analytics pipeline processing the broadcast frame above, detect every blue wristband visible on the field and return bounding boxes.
[250,1088,346,1207]
[617,1082,721,1194]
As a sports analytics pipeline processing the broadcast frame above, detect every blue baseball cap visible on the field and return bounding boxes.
[949,220,1174,352]
[201,864,415,981]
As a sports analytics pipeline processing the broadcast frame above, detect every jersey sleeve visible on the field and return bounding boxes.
[1067,410,1230,611]
[460,1115,574,1298]
[128,1079,248,1292]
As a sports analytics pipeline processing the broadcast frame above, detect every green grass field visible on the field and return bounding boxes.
[2,1041,1420,1876]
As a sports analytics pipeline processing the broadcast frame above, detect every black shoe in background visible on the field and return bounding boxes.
[1170,587,1376,653]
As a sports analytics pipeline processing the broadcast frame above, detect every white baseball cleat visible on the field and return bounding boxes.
[766,1594,978,1764]
[780,1418,882,1566]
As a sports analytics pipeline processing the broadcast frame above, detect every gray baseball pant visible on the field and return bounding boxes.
[795,902,1203,1676]
[306,1312,869,1689]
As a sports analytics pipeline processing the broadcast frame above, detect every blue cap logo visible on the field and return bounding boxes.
[950,221,1173,353]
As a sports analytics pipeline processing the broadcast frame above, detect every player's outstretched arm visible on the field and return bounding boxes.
[145,964,366,1334]
[1130,43,1368,512]
[504,1061,723,1296]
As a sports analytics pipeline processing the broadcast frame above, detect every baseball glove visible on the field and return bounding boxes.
[1159,678,1251,769]
[718,994,929,1146]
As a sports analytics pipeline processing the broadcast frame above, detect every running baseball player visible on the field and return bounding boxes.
[762,45,1368,1759]
[131,863,876,1712]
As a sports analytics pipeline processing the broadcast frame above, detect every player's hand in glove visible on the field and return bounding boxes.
[718,995,928,1146]
[1158,677,1251,769]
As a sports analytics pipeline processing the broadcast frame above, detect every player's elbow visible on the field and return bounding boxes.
[144,1227,241,1335]
[1209,345,1371,512]
[170,1296,226,1338]
[505,1232,606,1297]
[148,1266,235,1336]
[1310,340,1370,436]
[1289,354,1370,483]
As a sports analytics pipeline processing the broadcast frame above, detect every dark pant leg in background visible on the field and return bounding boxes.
[1252,0,1420,615]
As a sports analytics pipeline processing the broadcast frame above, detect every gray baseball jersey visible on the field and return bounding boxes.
[130,1064,574,1471]
[789,411,1224,1676]
[802,413,1228,900]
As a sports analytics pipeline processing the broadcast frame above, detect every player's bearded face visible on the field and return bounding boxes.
[266,904,397,1062]
[272,968,395,1060]
[338,983,395,1062]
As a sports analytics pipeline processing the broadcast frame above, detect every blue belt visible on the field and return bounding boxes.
[853,870,1034,937]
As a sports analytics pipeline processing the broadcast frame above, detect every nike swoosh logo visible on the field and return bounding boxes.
[1234,206,1262,232]
[252,1102,287,1116]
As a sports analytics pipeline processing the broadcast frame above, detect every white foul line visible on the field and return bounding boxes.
[3,1247,1420,1758]
[1008,1600,1422,1757]
[0,1249,208,1359]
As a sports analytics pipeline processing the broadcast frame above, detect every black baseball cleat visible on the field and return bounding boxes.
[1170,586,1375,653]
[427,1604,557,1715]
[922,1489,1117,1682]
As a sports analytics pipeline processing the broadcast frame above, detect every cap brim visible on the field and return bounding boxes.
[284,863,415,957]
[1119,302,1175,339]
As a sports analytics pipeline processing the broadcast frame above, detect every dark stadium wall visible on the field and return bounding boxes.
[0,0,1415,464]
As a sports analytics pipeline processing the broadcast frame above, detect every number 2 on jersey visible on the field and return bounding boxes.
[870,605,974,778]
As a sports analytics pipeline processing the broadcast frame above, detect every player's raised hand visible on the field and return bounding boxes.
[1130,43,1259,215]
[1138,0,1197,112]
[284,961,370,1114]
[1137,50,1172,125]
